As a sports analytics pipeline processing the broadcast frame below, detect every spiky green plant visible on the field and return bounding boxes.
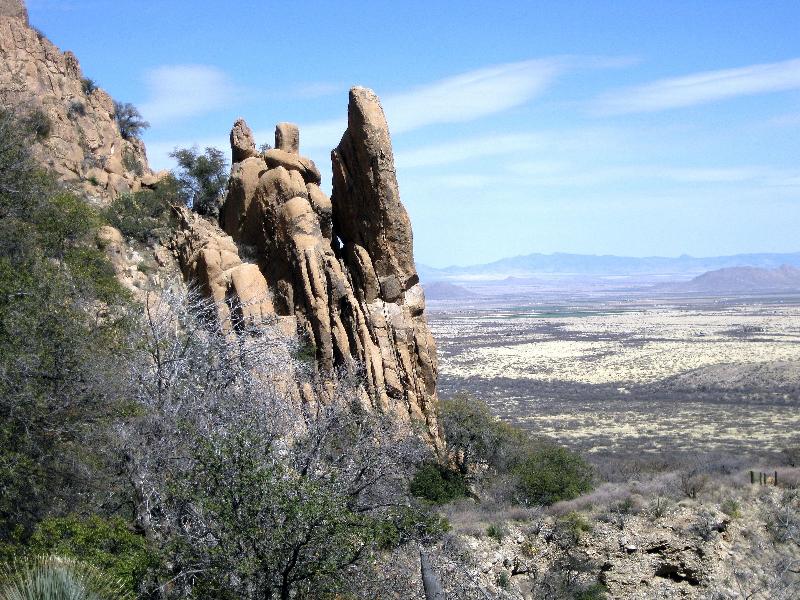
[0,555,133,600]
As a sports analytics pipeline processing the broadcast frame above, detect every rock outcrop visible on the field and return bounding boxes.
[180,87,441,447]
[0,1,154,202]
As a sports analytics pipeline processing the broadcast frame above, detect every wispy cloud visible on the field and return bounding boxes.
[396,133,542,168]
[395,127,624,169]
[299,57,622,150]
[139,65,239,124]
[383,59,564,133]
[508,161,800,187]
[593,57,800,115]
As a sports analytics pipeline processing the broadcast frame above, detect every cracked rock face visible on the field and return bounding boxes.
[181,89,441,447]
[0,1,154,202]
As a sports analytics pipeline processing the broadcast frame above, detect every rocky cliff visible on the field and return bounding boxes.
[1,0,441,447]
[0,0,155,202]
[177,88,441,447]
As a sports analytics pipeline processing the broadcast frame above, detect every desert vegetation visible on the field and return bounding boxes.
[0,108,449,598]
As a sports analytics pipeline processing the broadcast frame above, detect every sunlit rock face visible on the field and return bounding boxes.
[180,88,441,447]
[0,0,155,202]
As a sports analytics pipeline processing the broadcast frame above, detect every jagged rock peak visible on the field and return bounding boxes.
[332,86,417,297]
[0,0,27,23]
[181,90,442,448]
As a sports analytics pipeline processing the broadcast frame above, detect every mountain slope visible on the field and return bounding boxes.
[677,265,800,292]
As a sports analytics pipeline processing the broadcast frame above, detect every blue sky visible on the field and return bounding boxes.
[28,1,800,267]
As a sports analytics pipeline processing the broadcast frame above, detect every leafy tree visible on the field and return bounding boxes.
[112,101,149,140]
[410,463,468,504]
[439,393,527,475]
[513,442,594,506]
[0,109,131,552]
[169,146,228,218]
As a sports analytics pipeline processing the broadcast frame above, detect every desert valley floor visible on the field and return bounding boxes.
[427,290,800,458]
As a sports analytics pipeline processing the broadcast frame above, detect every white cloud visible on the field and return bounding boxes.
[395,127,624,169]
[593,57,800,115]
[298,58,572,150]
[383,59,564,133]
[507,161,800,187]
[396,133,542,168]
[139,65,238,124]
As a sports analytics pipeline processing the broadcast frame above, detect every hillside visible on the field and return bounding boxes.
[676,264,800,293]
[423,281,479,300]
[1,2,798,599]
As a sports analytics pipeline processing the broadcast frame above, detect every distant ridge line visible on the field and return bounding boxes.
[418,251,800,280]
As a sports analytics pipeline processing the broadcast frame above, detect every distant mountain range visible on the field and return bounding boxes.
[670,265,800,293]
[418,252,800,282]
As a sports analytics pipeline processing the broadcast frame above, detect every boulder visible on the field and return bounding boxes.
[181,93,443,449]
[275,122,300,154]
[230,118,257,163]
[0,9,154,204]
[263,148,321,186]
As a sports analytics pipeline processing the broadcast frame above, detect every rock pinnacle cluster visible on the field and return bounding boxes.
[177,88,441,446]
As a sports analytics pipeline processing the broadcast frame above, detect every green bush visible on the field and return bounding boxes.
[121,147,143,177]
[80,78,97,95]
[27,516,155,596]
[112,101,149,140]
[486,522,507,543]
[22,107,51,141]
[32,192,99,258]
[556,511,591,541]
[574,583,608,600]
[409,462,468,504]
[439,393,528,475]
[496,570,510,589]
[513,443,593,505]
[104,176,179,242]
[0,555,132,600]
[721,498,741,519]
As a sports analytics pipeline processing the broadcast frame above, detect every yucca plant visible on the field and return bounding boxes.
[0,555,133,600]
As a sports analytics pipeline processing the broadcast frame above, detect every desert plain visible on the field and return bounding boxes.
[428,290,800,458]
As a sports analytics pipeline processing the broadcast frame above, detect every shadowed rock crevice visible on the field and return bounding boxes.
[180,87,441,447]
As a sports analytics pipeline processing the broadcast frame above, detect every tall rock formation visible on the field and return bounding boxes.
[0,0,154,201]
[181,88,441,447]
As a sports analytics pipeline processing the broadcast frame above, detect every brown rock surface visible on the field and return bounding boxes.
[183,91,442,447]
[0,0,26,21]
[275,122,300,154]
[230,117,257,163]
[0,4,152,202]
[331,86,416,287]
[263,148,321,185]
[172,207,274,330]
